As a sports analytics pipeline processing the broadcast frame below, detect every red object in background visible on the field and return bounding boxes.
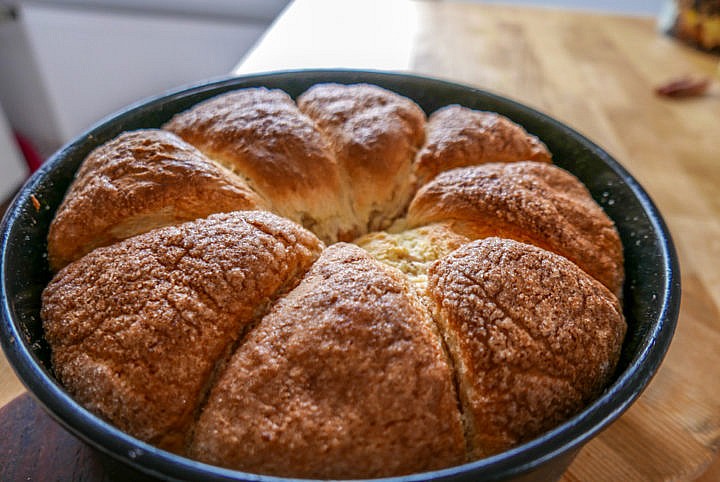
[13,132,43,173]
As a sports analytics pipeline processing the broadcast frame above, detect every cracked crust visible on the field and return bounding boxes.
[41,211,323,453]
[407,162,624,297]
[190,243,465,478]
[298,83,426,231]
[427,237,626,457]
[47,129,264,271]
[414,105,552,186]
[163,88,359,242]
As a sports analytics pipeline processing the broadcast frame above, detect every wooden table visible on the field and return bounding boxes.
[2,0,719,480]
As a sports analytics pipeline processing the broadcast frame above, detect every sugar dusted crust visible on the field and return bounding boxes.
[190,244,466,478]
[41,83,626,479]
[42,211,323,453]
[414,105,552,185]
[407,161,624,297]
[428,237,626,457]
[47,129,264,270]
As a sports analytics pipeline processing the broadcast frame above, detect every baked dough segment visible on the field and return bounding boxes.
[190,243,466,479]
[427,238,626,458]
[297,83,426,232]
[42,211,323,454]
[163,88,358,243]
[414,105,552,186]
[407,161,624,297]
[47,129,264,271]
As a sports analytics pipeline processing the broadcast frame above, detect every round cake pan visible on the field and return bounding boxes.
[0,70,680,482]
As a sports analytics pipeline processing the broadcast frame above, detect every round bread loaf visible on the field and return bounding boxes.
[42,83,626,479]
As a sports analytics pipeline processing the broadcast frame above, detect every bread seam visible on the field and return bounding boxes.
[429,303,476,461]
[180,147,272,213]
[294,107,364,237]
[185,235,324,452]
[358,252,474,461]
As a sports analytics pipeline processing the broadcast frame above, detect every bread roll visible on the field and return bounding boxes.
[42,211,323,453]
[407,161,624,297]
[414,105,552,185]
[298,83,426,231]
[427,237,626,457]
[190,243,465,478]
[47,129,263,270]
[164,88,360,242]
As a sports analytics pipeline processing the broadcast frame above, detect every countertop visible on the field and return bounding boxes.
[2,0,719,480]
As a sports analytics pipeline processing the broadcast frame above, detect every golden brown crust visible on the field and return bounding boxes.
[163,88,359,242]
[427,238,626,457]
[47,129,264,271]
[414,105,552,186]
[190,243,466,478]
[407,162,624,297]
[297,83,426,231]
[42,211,323,453]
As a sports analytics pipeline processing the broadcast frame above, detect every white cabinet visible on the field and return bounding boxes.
[0,0,289,154]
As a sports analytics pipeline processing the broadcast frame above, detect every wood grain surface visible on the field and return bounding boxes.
[1,1,719,480]
[0,393,107,481]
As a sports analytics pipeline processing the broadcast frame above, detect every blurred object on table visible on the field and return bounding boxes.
[655,75,711,97]
[660,0,720,52]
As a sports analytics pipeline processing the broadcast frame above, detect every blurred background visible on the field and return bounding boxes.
[0,0,665,200]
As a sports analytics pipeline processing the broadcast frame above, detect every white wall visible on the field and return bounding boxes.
[0,9,60,155]
[0,102,27,198]
[11,0,290,22]
[0,1,288,154]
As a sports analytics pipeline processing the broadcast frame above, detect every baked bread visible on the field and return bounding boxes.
[414,104,552,185]
[163,87,359,242]
[47,129,264,271]
[42,211,323,453]
[42,83,626,479]
[297,83,426,232]
[427,237,625,457]
[355,223,471,287]
[190,243,466,478]
[406,161,624,297]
